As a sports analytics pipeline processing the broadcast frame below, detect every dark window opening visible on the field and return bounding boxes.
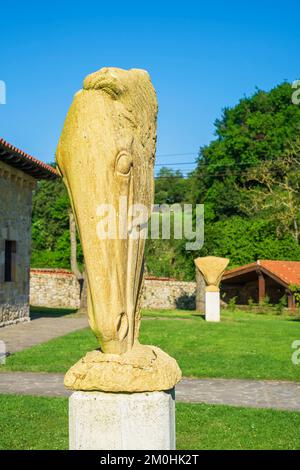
[4,240,16,282]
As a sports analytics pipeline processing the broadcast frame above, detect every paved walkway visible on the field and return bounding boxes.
[0,316,88,354]
[0,316,188,354]
[0,372,300,411]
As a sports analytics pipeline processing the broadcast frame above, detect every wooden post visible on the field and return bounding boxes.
[287,291,296,311]
[258,271,265,304]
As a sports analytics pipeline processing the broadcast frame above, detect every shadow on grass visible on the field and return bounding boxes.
[30,306,78,319]
[191,313,205,320]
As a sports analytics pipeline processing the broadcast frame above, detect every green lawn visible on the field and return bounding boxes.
[0,394,299,450]
[2,308,300,382]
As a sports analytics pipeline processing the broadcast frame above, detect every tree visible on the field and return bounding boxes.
[31,178,71,267]
[189,82,300,223]
[240,138,300,244]
[197,216,300,266]
[155,167,189,205]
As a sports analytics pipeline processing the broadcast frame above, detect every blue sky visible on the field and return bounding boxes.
[0,1,299,175]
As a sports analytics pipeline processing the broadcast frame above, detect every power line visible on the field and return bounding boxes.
[155,159,289,168]
[154,161,300,179]
[154,168,262,179]
[156,152,198,157]
[155,156,300,170]
[155,161,196,166]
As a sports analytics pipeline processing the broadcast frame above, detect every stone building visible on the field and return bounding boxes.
[0,138,57,327]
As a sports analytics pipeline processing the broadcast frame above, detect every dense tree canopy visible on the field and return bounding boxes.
[189,82,300,220]
[31,179,83,268]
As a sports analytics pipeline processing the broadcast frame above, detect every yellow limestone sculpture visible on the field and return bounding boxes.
[194,256,229,292]
[56,67,181,392]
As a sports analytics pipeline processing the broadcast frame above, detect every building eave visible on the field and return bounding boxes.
[0,138,58,180]
[222,260,300,290]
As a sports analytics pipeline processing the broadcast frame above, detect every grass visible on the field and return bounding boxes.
[143,308,202,319]
[0,394,68,450]
[176,403,300,450]
[2,308,300,382]
[0,394,299,450]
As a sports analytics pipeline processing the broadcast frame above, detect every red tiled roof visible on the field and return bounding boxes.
[223,260,300,287]
[0,137,58,180]
[144,276,177,282]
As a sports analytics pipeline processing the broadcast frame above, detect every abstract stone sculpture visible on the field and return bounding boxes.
[56,67,181,392]
[194,256,229,321]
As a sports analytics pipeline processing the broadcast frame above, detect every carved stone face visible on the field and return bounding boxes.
[56,68,158,354]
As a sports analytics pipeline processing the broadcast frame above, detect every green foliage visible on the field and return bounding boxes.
[190,82,300,219]
[261,294,271,308]
[155,167,189,205]
[31,177,83,269]
[289,285,300,307]
[275,295,287,315]
[147,207,204,280]
[145,212,196,280]
[195,216,300,267]
[31,178,70,267]
[227,296,237,311]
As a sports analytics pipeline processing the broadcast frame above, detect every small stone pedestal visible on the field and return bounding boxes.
[69,389,176,450]
[205,291,220,322]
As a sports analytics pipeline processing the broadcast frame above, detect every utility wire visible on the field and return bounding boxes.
[154,160,300,179]
[155,157,300,168]
[156,152,197,157]
[155,161,196,166]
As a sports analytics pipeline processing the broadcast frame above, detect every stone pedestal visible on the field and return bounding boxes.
[69,389,176,450]
[205,291,220,322]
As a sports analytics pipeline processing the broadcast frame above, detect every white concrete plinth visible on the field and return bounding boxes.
[69,389,176,450]
[205,291,220,322]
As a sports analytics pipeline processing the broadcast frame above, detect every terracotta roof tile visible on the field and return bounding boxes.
[223,260,300,287]
[259,260,300,286]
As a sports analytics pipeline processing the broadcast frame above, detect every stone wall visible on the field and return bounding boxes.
[0,161,36,327]
[30,269,197,310]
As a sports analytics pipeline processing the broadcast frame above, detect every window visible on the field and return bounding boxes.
[4,240,16,282]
